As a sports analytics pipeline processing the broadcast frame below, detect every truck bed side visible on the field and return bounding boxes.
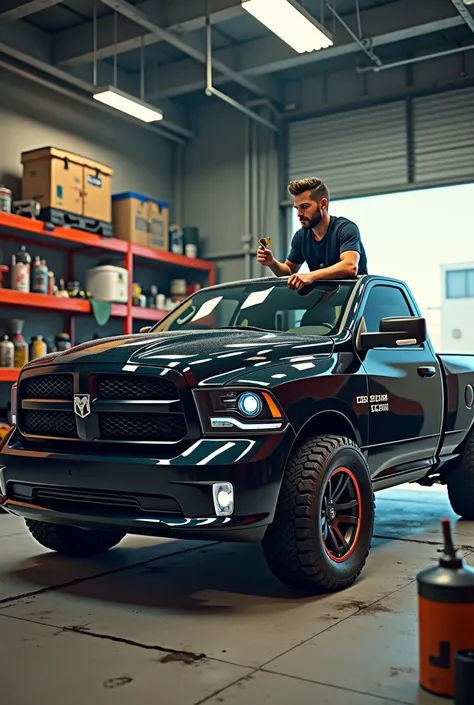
[437,353,474,456]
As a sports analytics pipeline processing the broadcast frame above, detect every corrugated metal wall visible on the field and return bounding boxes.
[413,87,474,186]
[287,102,408,199]
[287,87,474,200]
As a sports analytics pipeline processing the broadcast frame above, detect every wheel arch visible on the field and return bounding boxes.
[296,410,362,448]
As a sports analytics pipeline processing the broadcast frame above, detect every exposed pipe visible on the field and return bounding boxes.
[0,58,188,145]
[244,114,252,280]
[205,252,245,260]
[251,119,259,277]
[325,0,382,67]
[204,9,279,133]
[99,0,269,100]
[356,42,474,72]
[451,0,474,35]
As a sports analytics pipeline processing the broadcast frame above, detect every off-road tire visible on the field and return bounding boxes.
[25,520,126,556]
[447,430,474,520]
[262,434,375,592]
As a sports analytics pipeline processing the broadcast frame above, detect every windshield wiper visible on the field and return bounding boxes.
[217,325,276,333]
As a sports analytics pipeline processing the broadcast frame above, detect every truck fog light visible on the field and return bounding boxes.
[212,482,234,516]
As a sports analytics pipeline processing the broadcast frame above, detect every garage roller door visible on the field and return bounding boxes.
[287,101,408,200]
[413,87,474,186]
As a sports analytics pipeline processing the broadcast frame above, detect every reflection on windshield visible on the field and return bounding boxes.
[152,280,355,336]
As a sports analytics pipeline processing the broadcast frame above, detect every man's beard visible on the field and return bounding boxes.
[303,207,322,229]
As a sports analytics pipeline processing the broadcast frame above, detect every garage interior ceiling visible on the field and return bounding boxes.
[1,0,474,142]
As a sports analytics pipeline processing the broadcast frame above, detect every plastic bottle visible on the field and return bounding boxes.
[30,335,47,360]
[11,320,28,368]
[12,245,31,292]
[31,256,48,294]
[417,518,474,698]
[0,336,14,367]
[55,333,71,351]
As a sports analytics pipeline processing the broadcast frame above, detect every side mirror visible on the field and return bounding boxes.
[359,316,427,350]
[139,326,152,334]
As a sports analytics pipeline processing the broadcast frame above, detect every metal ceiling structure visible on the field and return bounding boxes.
[1,0,474,141]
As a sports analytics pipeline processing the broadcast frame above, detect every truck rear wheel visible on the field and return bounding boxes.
[262,434,375,592]
[447,430,474,520]
[25,520,126,556]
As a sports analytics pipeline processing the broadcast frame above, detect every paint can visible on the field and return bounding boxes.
[417,518,474,698]
[0,185,12,213]
[183,226,199,258]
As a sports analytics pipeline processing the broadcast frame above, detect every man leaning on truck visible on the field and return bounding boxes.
[258,176,368,290]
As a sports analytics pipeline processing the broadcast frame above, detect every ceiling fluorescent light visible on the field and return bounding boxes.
[241,0,333,53]
[93,86,163,123]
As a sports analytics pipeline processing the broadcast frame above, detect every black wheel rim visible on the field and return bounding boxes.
[321,466,362,563]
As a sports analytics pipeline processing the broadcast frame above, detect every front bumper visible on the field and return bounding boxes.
[0,427,295,542]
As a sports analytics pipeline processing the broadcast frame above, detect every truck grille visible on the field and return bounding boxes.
[98,375,177,401]
[22,410,77,438]
[99,412,187,442]
[18,371,187,445]
[21,374,73,400]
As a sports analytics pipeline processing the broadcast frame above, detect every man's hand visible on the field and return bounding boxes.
[257,247,275,267]
[287,272,315,290]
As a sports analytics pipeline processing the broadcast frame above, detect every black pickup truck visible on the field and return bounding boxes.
[1,274,474,593]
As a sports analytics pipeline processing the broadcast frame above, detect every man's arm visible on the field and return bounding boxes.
[268,258,300,277]
[312,222,362,280]
[257,231,302,277]
[287,222,362,290]
[311,251,359,280]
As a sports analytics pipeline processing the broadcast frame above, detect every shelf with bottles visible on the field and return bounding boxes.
[0,212,215,278]
[0,288,127,317]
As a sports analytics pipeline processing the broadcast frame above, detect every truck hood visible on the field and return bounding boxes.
[24,329,335,386]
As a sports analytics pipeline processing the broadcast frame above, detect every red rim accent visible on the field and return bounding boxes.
[321,466,362,563]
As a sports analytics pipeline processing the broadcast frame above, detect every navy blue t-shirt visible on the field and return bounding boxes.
[287,216,368,275]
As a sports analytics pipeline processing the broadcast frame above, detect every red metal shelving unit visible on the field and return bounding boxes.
[0,212,215,382]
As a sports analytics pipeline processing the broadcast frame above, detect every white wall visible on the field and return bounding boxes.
[440,262,474,353]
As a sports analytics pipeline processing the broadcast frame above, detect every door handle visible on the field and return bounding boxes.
[418,366,436,378]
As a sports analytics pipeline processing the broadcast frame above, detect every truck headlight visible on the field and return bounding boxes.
[237,392,262,418]
[193,387,286,434]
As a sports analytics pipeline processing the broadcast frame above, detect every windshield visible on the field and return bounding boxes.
[151,280,355,336]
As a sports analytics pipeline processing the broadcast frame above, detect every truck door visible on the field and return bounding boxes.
[357,282,443,477]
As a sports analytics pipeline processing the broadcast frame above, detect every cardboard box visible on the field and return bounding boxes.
[112,192,170,251]
[21,147,114,223]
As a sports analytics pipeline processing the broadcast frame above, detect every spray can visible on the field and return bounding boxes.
[417,518,474,698]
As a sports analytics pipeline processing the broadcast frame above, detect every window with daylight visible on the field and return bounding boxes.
[446,269,474,299]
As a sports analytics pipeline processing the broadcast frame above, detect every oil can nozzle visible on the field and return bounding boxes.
[440,518,463,570]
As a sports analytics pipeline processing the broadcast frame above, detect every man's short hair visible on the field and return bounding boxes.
[288,177,330,204]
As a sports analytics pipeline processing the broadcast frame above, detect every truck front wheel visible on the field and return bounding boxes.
[262,434,375,592]
[25,520,126,556]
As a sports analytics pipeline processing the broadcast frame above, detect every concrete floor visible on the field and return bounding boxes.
[0,484,473,705]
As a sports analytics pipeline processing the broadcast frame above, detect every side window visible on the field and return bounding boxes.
[362,285,413,333]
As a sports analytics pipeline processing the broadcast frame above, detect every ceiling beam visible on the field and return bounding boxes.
[97,0,278,101]
[0,19,52,63]
[148,0,465,99]
[0,0,63,22]
[53,0,243,67]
